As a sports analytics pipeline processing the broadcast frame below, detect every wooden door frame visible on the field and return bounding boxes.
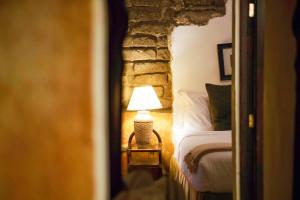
[293,1,300,200]
[238,0,263,200]
[107,0,265,199]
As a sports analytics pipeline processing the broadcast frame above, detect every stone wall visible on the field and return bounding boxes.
[122,0,226,109]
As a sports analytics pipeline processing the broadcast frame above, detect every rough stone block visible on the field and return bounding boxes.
[123,62,134,75]
[161,7,177,21]
[128,7,161,22]
[174,10,224,25]
[131,0,161,7]
[122,75,134,85]
[154,86,164,97]
[122,86,133,107]
[157,36,168,47]
[133,74,168,85]
[163,86,172,97]
[184,0,214,6]
[169,0,184,10]
[134,62,169,74]
[123,48,156,61]
[159,98,173,109]
[183,6,224,13]
[123,35,157,47]
[125,0,133,7]
[167,73,172,82]
[157,48,170,60]
[214,0,225,6]
[131,22,169,36]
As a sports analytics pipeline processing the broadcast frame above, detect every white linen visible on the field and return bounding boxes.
[172,90,213,132]
[174,130,232,193]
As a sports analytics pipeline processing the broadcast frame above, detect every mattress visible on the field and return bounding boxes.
[173,130,232,193]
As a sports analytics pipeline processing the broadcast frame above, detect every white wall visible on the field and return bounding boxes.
[171,0,232,95]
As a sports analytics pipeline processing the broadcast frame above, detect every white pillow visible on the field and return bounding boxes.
[176,90,213,132]
[172,90,185,130]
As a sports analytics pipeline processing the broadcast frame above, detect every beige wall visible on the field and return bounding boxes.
[0,1,94,200]
[263,0,296,199]
[171,0,232,94]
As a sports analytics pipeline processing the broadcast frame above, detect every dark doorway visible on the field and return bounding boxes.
[107,0,128,198]
[107,0,265,199]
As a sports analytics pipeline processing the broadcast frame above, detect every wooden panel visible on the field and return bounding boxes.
[263,0,297,200]
[0,1,93,200]
[239,0,256,199]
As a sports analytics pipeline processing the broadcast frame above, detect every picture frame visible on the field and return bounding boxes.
[217,43,233,80]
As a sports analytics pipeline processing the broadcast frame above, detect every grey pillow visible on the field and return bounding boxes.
[205,84,231,131]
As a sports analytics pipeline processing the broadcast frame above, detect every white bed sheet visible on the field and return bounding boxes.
[173,130,232,193]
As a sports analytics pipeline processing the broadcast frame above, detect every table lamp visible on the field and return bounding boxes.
[127,85,162,147]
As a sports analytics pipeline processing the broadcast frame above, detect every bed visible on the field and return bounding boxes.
[170,86,233,200]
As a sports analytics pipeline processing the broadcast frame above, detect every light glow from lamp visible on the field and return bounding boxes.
[127,85,162,111]
[127,85,162,147]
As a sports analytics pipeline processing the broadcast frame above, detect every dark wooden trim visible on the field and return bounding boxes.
[107,0,128,198]
[239,0,254,199]
[293,1,300,200]
[239,0,263,200]
[255,0,264,199]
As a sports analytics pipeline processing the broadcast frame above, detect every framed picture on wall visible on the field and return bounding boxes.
[217,43,233,80]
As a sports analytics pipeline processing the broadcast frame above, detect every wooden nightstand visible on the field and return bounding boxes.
[127,130,162,180]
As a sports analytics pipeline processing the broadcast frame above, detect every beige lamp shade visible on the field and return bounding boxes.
[127,85,162,147]
[127,85,162,111]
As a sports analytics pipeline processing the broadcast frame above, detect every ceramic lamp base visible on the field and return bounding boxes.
[134,111,153,147]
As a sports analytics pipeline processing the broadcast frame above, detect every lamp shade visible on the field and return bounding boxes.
[127,86,162,111]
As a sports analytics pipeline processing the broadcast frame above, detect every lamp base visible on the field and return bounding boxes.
[134,111,153,147]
